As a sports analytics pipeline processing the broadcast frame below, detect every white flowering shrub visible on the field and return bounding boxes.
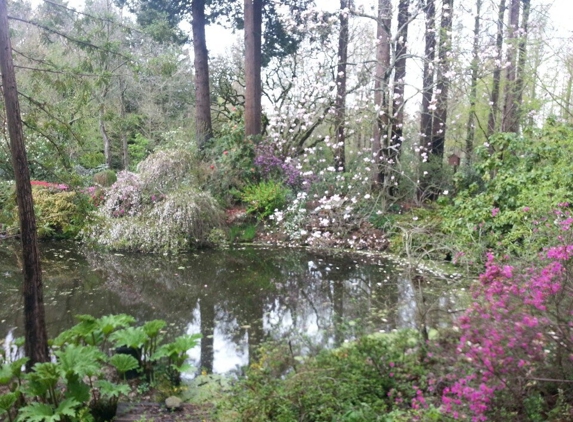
[305,194,357,247]
[270,193,355,244]
[269,192,309,240]
[84,187,223,253]
[269,191,386,250]
[83,147,222,253]
[137,148,195,192]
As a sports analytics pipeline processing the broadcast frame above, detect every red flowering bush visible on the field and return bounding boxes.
[31,180,68,190]
[442,244,573,421]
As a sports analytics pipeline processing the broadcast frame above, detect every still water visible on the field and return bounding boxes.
[0,242,461,374]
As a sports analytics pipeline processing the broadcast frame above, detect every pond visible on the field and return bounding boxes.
[0,241,463,375]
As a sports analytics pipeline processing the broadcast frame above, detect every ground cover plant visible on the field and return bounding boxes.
[218,330,442,422]
[0,314,200,422]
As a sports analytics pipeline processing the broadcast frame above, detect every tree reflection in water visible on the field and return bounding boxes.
[0,242,461,374]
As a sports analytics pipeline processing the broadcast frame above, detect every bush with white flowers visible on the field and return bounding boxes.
[83,148,223,253]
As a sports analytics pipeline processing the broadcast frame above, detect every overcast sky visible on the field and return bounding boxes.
[24,0,572,53]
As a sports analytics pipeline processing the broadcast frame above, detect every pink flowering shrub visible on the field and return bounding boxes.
[441,245,573,421]
[101,171,143,218]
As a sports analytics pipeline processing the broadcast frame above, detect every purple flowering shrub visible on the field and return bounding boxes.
[254,141,309,189]
[441,244,573,421]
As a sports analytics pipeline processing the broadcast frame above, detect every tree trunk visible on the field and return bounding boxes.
[244,0,262,138]
[514,0,530,131]
[372,0,392,185]
[430,0,453,160]
[501,0,520,133]
[419,0,436,157]
[391,0,409,150]
[0,0,49,370]
[487,0,506,136]
[99,106,112,168]
[119,77,129,169]
[192,0,213,149]
[565,67,573,122]
[334,0,350,172]
[465,0,481,165]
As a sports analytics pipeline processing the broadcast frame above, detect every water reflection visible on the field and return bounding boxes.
[0,242,461,374]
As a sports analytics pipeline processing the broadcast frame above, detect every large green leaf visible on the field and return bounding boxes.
[64,375,91,404]
[0,364,13,385]
[10,357,29,379]
[27,363,60,389]
[96,314,136,336]
[109,327,148,350]
[0,392,18,411]
[109,354,139,375]
[53,316,97,347]
[151,333,201,363]
[15,402,57,422]
[142,320,166,339]
[54,398,80,419]
[18,398,81,422]
[95,380,130,399]
[55,344,105,378]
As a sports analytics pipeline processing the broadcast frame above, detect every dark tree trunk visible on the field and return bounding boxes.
[392,0,409,150]
[334,0,351,172]
[0,0,49,370]
[465,0,481,166]
[244,0,262,138]
[192,0,213,149]
[119,78,129,169]
[501,0,520,133]
[419,0,436,156]
[487,0,506,136]
[430,0,453,160]
[514,0,530,131]
[372,0,391,185]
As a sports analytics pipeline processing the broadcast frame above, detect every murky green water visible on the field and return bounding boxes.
[0,241,461,374]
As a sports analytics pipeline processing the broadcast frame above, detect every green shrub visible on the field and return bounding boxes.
[32,187,90,239]
[394,123,573,270]
[205,120,258,206]
[228,223,257,243]
[0,181,15,228]
[128,133,152,169]
[79,151,105,169]
[222,330,435,422]
[93,170,117,187]
[0,183,92,239]
[241,180,289,219]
